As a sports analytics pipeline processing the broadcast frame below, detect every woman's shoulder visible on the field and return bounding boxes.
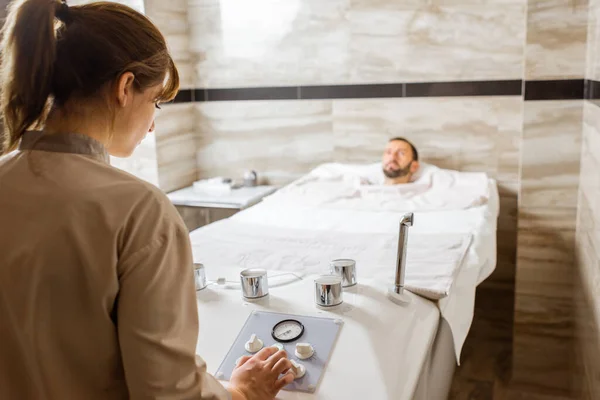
[84,160,182,226]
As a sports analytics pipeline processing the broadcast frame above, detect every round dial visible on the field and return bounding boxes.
[271,319,304,343]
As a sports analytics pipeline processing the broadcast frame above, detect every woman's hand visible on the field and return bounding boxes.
[228,346,295,400]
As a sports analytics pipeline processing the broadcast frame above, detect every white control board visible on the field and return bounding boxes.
[216,311,343,393]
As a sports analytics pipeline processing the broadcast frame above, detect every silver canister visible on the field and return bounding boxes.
[194,263,207,291]
[240,269,269,300]
[315,275,343,307]
[330,259,357,287]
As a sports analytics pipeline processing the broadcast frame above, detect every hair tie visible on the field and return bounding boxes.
[55,1,72,24]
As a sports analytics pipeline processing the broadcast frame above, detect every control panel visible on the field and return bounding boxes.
[215,311,343,393]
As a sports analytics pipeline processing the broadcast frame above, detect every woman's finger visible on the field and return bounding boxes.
[236,356,251,367]
[271,357,292,376]
[264,349,288,368]
[275,372,296,390]
[254,346,278,361]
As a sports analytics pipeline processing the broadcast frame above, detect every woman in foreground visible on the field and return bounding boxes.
[0,1,293,399]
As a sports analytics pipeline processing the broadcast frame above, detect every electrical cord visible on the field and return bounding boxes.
[206,272,303,289]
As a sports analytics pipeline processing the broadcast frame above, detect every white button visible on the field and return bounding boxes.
[271,343,284,351]
[295,343,314,359]
[245,334,263,353]
[290,360,306,379]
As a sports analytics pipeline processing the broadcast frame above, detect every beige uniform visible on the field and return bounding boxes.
[0,132,229,400]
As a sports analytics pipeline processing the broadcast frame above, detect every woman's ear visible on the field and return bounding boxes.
[115,72,135,108]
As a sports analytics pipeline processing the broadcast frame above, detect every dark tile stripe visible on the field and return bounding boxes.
[585,80,600,100]
[405,80,522,97]
[300,83,403,99]
[194,89,207,102]
[170,89,193,103]
[525,79,584,101]
[205,86,297,101]
[168,80,590,104]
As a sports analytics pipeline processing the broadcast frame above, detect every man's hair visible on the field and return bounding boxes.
[389,137,419,161]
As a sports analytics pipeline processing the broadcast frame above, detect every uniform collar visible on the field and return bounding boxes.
[19,131,110,163]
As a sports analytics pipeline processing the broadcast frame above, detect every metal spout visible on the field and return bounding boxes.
[393,213,414,295]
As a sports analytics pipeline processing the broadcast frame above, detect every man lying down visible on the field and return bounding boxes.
[266,136,491,212]
[380,137,420,185]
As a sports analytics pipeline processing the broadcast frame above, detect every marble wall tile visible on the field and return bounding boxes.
[585,0,598,80]
[512,324,575,392]
[195,100,333,185]
[155,103,198,192]
[580,103,600,206]
[526,0,589,79]
[346,3,526,84]
[158,157,199,193]
[587,0,600,81]
[516,228,575,299]
[190,0,526,87]
[519,207,579,230]
[145,0,194,88]
[332,97,523,181]
[574,100,600,399]
[155,103,197,141]
[514,220,576,391]
[521,101,583,209]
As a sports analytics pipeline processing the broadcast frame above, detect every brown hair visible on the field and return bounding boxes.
[389,137,419,161]
[0,0,179,155]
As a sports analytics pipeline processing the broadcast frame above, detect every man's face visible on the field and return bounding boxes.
[382,140,416,179]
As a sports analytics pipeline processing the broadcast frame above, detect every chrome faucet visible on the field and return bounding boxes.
[393,213,414,295]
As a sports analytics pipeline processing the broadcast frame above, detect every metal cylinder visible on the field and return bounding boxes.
[329,259,357,287]
[394,213,414,295]
[240,269,269,299]
[314,275,343,307]
[193,263,207,291]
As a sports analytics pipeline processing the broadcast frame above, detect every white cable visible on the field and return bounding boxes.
[205,272,303,290]
[268,272,303,280]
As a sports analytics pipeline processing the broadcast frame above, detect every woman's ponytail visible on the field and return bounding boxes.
[0,0,60,154]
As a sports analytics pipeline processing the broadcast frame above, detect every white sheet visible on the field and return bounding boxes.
[191,221,472,300]
[262,162,490,212]
[207,179,499,362]
[190,175,498,364]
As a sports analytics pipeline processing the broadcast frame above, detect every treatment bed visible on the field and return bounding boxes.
[187,163,499,399]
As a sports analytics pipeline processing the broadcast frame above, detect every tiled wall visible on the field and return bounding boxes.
[145,0,199,191]
[513,101,583,393]
[189,0,526,87]
[575,0,600,397]
[575,101,600,399]
[511,0,588,395]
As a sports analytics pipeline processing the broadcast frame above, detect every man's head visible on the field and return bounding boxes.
[382,137,419,184]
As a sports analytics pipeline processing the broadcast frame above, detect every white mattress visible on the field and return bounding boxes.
[189,180,499,399]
